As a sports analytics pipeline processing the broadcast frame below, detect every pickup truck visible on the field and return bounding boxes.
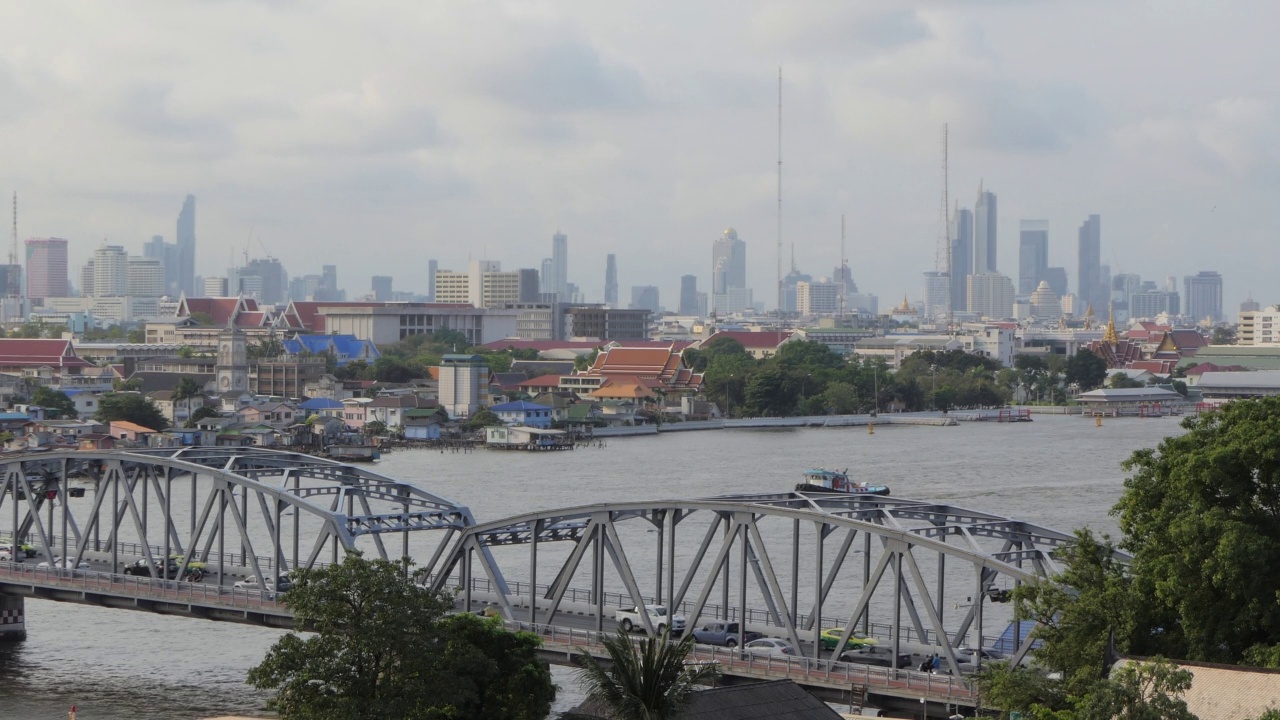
[691,621,761,648]
[614,604,685,635]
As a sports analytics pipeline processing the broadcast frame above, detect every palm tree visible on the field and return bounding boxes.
[575,629,719,720]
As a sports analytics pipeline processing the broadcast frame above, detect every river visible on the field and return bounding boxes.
[0,414,1185,719]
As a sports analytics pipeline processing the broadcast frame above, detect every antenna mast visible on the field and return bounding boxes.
[840,215,846,320]
[776,66,783,319]
[941,124,952,330]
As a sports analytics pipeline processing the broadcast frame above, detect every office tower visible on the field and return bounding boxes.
[1017,220,1049,294]
[604,254,618,307]
[313,264,342,301]
[232,257,289,304]
[143,234,180,296]
[921,271,950,319]
[93,244,129,297]
[679,274,699,315]
[427,259,438,301]
[1184,271,1224,322]
[518,268,540,303]
[204,276,229,296]
[629,285,660,315]
[550,231,569,299]
[79,262,94,297]
[974,184,997,273]
[1077,214,1102,313]
[712,227,748,313]
[290,274,321,301]
[540,258,554,299]
[1044,267,1068,297]
[24,238,68,301]
[966,273,1015,319]
[372,275,393,301]
[796,281,839,315]
[949,206,974,311]
[1241,297,1261,313]
[176,194,196,296]
[127,257,166,297]
[781,264,810,315]
[1130,290,1179,319]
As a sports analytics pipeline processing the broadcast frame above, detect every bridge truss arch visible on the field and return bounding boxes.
[1,447,473,592]
[429,491,1110,675]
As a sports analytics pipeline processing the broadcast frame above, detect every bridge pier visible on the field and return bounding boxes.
[0,593,25,641]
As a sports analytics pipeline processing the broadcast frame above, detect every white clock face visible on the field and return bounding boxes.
[220,377,230,389]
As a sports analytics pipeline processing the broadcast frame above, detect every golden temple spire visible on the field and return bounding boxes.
[1103,301,1118,345]
[898,295,911,313]
[1083,303,1095,330]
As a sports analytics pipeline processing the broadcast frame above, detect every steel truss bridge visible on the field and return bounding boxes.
[0,448,1108,713]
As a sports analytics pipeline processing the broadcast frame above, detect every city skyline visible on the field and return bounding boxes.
[0,3,1271,311]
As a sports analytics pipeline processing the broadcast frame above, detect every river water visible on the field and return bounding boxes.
[0,414,1185,719]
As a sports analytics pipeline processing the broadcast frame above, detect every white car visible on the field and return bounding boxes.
[614,604,686,635]
[233,574,293,592]
[743,638,800,659]
[36,557,90,570]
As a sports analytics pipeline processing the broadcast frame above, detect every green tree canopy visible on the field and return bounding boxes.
[186,405,220,428]
[1066,349,1108,391]
[32,386,77,419]
[95,393,169,430]
[247,555,554,720]
[575,629,718,720]
[173,376,204,400]
[462,408,503,431]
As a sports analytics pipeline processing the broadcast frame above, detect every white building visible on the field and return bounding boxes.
[1029,280,1062,321]
[966,273,1015,320]
[796,281,839,315]
[204,277,229,296]
[438,354,488,419]
[921,271,951,320]
[127,257,166,298]
[434,260,526,309]
[318,304,518,347]
[93,245,129,297]
[43,296,159,325]
[1239,305,1280,346]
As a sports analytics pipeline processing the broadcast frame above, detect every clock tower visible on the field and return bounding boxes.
[216,328,249,394]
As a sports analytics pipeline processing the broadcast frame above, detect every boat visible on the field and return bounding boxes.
[795,468,889,496]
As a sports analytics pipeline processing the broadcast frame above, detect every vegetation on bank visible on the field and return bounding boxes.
[977,396,1280,719]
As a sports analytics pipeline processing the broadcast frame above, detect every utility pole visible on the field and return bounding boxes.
[776,67,783,320]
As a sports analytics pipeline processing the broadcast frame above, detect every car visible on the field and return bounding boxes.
[819,627,878,651]
[0,542,37,559]
[233,574,293,592]
[36,556,90,570]
[839,646,912,669]
[122,559,205,581]
[691,621,762,648]
[742,637,800,659]
[614,604,685,635]
[955,645,1005,662]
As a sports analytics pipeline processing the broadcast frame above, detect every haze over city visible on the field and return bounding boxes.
[0,1,1273,309]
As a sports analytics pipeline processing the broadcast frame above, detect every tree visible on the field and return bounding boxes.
[177,345,197,359]
[574,348,601,373]
[31,386,78,419]
[431,328,470,352]
[247,555,554,720]
[1065,349,1108,391]
[174,376,204,401]
[1115,397,1280,663]
[186,405,220,428]
[1211,326,1236,345]
[743,365,793,417]
[462,409,503,431]
[248,336,285,360]
[1069,658,1196,720]
[1108,373,1145,389]
[363,420,388,436]
[575,629,719,720]
[95,393,169,430]
[819,381,859,415]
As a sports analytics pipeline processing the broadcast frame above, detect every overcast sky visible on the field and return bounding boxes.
[0,1,1273,311]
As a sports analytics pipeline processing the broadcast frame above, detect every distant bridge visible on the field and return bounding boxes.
[0,448,1107,714]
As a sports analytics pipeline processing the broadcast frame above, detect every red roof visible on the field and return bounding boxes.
[584,345,702,391]
[234,311,268,327]
[516,375,565,389]
[479,339,605,352]
[1183,362,1249,377]
[0,339,93,370]
[702,331,794,351]
[178,296,260,326]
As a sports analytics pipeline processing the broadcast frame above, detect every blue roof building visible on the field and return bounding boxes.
[488,400,554,429]
[282,334,380,367]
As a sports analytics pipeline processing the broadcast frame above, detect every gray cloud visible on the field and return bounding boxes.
[480,38,647,114]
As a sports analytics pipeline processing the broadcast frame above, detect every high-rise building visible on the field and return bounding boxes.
[712,227,747,313]
[232,257,289,304]
[629,285,660,315]
[93,245,129,297]
[1130,290,1179,320]
[24,237,68,301]
[1018,220,1049,294]
[1239,305,1280,345]
[127,257,166,297]
[966,273,1015,320]
[371,275,393,301]
[1077,214,1102,314]
[1241,297,1261,313]
[604,254,618,307]
[780,265,811,315]
[143,234,179,296]
[1044,267,1068,297]
[949,206,974,311]
[679,275,700,316]
[548,232,569,300]
[921,271,951,320]
[974,184,997,273]
[80,261,94,297]
[176,195,196,296]
[427,259,438,301]
[1184,271,1224,322]
[796,281,839,316]
[313,264,342,301]
[204,276,229,296]
[518,269,541,303]
[435,261,530,309]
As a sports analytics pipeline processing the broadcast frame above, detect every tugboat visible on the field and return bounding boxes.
[795,468,890,496]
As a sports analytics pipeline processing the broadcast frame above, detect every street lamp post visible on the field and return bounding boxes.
[930,365,937,410]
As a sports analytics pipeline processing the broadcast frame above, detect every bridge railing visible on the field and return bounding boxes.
[0,560,288,612]
[39,533,290,575]
[433,574,1004,651]
[503,619,977,701]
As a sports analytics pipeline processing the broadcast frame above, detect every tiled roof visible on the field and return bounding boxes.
[1183,362,1249,376]
[489,400,553,412]
[110,420,158,434]
[517,375,564,388]
[299,398,343,410]
[0,339,93,370]
[702,331,794,350]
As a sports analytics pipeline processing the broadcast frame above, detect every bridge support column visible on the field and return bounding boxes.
[0,594,25,641]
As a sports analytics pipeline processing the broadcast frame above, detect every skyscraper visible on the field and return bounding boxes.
[629,286,660,315]
[966,273,1015,320]
[24,237,68,301]
[143,234,179,296]
[1018,220,1049,294]
[1184,271,1224,322]
[921,271,951,319]
[372,275,393,301]
[604,254,618,307]
[314,264,341,301]
[518,268,540,302]
[93,244,129,297]
[712,227,748,313]
[176,194,196,296]
[679,274,699,315]
[427,259,438,301]
[551,232,568,299]
[127,257,165,297]
[974,184,997,273]
[1077,214,1102,314]
[949,207,973,311]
